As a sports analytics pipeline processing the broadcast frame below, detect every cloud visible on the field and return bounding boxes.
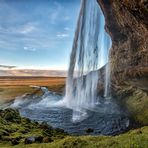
[56,33,69,38]
[0,22,38,35]
[63,16,70,21]
[18,23,37,34]
[0,69,67,77]
[48,1,71,24]
[64,27,70,31]
[49,2,62,24]
[23,46,36,52]
[0,64,16,69]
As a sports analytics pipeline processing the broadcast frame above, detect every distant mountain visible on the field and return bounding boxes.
[0,69,67,77]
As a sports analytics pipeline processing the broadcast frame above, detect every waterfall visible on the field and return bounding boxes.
[63,0,111,122]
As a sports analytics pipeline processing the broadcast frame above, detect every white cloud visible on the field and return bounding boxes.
[64,27,70,31]
[0,22,38,35]
[49,2,62,24]
[48,2,71,24]
[23,46,36,52]
[18,23,37,34]
[63,16,70,21]
[56,33,69,38]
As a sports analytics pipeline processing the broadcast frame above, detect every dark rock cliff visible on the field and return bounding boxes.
[97,0,148,126]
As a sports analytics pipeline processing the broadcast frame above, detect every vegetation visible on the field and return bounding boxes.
[0,108,68,147]
[0,77,147,147]
[0,86,38,103]
[0,77,65,103]
[125,89,148,125]
[115,84,148,126]
[0,108,147,148]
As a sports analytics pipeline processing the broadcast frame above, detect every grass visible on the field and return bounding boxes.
[0,86,37,103]
[0,109,147,148]
[0,77,65,87]
[0,77,65,103]
[0,126,148,148]
[0,109,68,147]
[0,77,148,147]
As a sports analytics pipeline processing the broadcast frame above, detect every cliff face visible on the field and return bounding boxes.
[97,0,148,125]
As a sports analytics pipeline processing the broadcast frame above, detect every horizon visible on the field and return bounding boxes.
[0,67,68,77]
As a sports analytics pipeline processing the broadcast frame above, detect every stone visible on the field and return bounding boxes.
[24,137,35,144]
[40,121,52,130]
[85,128,94,133]
[42,137,53,143]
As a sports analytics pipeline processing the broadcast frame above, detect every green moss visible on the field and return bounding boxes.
[0,108,148,148]
[125,89,148,125]
[0,108,67,147]
[0,126,147,148]
[115,83,148,126]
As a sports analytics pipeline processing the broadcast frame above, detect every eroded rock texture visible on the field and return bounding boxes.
[97,0,148,125]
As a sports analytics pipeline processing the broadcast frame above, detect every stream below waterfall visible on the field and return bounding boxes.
[9,86,130,136]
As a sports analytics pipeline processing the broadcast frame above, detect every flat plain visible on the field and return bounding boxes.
[0,76,65,103]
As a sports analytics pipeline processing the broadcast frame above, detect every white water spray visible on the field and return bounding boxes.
[62,0,111,122]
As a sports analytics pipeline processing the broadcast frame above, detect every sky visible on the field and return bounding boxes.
[0,0,80,70]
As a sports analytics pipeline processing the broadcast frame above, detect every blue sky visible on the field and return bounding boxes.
[0,0,80,70]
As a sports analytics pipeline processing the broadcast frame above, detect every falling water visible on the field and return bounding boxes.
[6,0,130,135]
[63,0,111,122]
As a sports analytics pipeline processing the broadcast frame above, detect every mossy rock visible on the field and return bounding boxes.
[125,89,148,125]
[0,108,67,146]
[42,137,53,143]
[1,108,21,123]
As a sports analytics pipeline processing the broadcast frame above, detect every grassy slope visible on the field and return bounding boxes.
[0,109,147,148]
[0,127,148,148]
[0,109,67,148]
